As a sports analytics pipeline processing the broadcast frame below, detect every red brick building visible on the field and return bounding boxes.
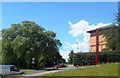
[87,25,113,52]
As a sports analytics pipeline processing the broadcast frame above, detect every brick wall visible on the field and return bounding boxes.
[90,33,106,52]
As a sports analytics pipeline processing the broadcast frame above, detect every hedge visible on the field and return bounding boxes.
[73,51,120,66]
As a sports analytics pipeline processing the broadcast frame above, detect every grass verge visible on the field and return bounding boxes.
[41,63,119,76]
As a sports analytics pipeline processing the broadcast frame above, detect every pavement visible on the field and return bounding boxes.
[5,65,91,78]
[24,65,80,76]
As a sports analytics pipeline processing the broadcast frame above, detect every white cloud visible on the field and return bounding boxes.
[64,41,78,52]
[59,50,70,62]
[67,20,111,52]
[68,20,111,37]
[61,20,111,61]
[64,39,90,53]
[69,20,89,37]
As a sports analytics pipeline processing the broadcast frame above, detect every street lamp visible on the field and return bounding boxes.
[72,54,76,66]
[76,42,79,53]
[54,57,55,65]
[72,55,74,65]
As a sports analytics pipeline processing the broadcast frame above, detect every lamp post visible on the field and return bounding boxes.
[76,42,79,53]
[72,54,75,66]
[54,57,56,65]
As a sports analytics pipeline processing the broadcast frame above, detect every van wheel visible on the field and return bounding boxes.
[0,74,3,77]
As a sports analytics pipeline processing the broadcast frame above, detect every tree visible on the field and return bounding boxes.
[103,2,120,51]
[2,21,63,68]
[103,26,119,50]
[116,1,120,23]
[72,51,120,66]
[0,39,2,64]
[68,50,74,64]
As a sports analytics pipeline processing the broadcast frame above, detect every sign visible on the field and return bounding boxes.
[32,57,35,64]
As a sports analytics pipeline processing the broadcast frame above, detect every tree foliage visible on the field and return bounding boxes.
[73,51,120,66]
[2,21,63,68]
[103,2,120,51]
[103,26,119,51]
[68,50,74,64]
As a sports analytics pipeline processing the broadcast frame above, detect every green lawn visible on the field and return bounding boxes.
[42,63,119,76]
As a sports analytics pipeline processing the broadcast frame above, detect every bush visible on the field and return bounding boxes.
[73,51,120,66]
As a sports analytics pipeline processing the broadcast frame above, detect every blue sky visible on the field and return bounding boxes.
[1,0,119,2]
[2,2,118,60]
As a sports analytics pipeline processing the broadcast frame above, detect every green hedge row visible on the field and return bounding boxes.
[73,51,120,66]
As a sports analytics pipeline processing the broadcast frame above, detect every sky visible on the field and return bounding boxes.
[1,0,119,2]
[1,2,118,61]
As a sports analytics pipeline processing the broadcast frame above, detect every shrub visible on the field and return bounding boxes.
[73,51,120,66]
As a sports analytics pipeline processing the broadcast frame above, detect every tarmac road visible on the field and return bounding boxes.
[3,65,80,78]
[24,65,79,76]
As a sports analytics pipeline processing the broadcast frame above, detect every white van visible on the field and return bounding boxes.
[0,65,23,77]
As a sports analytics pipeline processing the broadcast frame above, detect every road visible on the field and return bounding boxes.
[24,65,79,76]
[5,65,89,78]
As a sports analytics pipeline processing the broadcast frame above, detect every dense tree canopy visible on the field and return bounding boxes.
[103,26,119,51]
[103,2,120,51]
[68,50,74,64]
[2,21,64,68]
[72,51,120,66]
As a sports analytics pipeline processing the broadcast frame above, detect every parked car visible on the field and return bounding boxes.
[0,65,23,77]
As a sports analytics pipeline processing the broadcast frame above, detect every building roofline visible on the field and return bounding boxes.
[87,24,115,33]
